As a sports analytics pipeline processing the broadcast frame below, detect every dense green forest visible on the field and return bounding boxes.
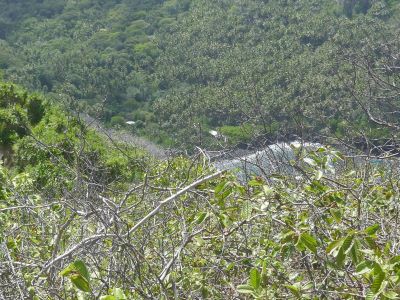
[0,0,398,147]
[0,0,192,145]
[1,0,400,299]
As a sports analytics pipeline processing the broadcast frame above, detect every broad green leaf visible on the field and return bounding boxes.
[341,234,354,254]
[214,181,227,195]
[383,291,398,299]
[336,248,346,267]
[284,284,301,298]
[365,224,380,236]
[365,236,377,250]
[370,272,385,294]
[349,238,361,264]
[355,261,372,275]
[248,179,263,187]
[70,274,91,292]
[366,291,376,300]
[60,260,90,282]
[249,268,261,289]
[218,213,231,228]
[300,233,318,254]
[60,260,91,292]
[373,262,384,275]
[326,238,344,256]
[237,284,255,294]
[329,208,342,223]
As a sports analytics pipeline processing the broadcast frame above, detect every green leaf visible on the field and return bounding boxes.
[383,291,398,299]
[60,260,90,282]
[366,291,376,300]
[300,232,318,254]
[336,248,346,267]
[373,262,383,275]
[326,238,344,256]
[284,284,301,298]
[249,268,261,289]
[355,261,372,275]
[241,201,253,219]
[389,256,400,266]
[70,274,91,292]
[370,272,385,294]
[214,181,227,195]
[365,236,377,250]
[195,212,208,224]
[365,224,380,236]
[261,260,268,286]
[248,179,263,187]
[329,208,342,223]
[341,234,354,254]
[218,213,231,228]
[100,296,116,300]
[60,260,91,292]
[349,239,360,264]
[237,284,255,294]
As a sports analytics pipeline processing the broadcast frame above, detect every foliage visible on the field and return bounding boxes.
[0,83,45,146]
[154,0,399,148]
[0,0,400,298]
[2,84,400,298]
[0,0,398,148]
[0,0,191,139]
[60,260,91,293]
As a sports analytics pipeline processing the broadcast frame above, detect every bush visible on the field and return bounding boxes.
[110,115,125,127]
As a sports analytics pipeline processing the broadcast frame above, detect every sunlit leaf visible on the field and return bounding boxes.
[60,260,91,292]
[370,272,385,294]
[341,234,354,254]
[100,296,116,300]
[355,261,372,275]
[300,232,318,254]
[383,291,398,299]
[326,238,344,256]
[365,224,380,236]
[237,284,255,294]
[284,284,301,298]
[70,274,91,293]
[249,268,261,289]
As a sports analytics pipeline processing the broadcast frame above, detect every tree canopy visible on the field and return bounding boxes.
[0,0,398,148]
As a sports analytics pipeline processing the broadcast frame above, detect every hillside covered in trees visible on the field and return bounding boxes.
[0,0,398,147]
[1,0,400,299]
